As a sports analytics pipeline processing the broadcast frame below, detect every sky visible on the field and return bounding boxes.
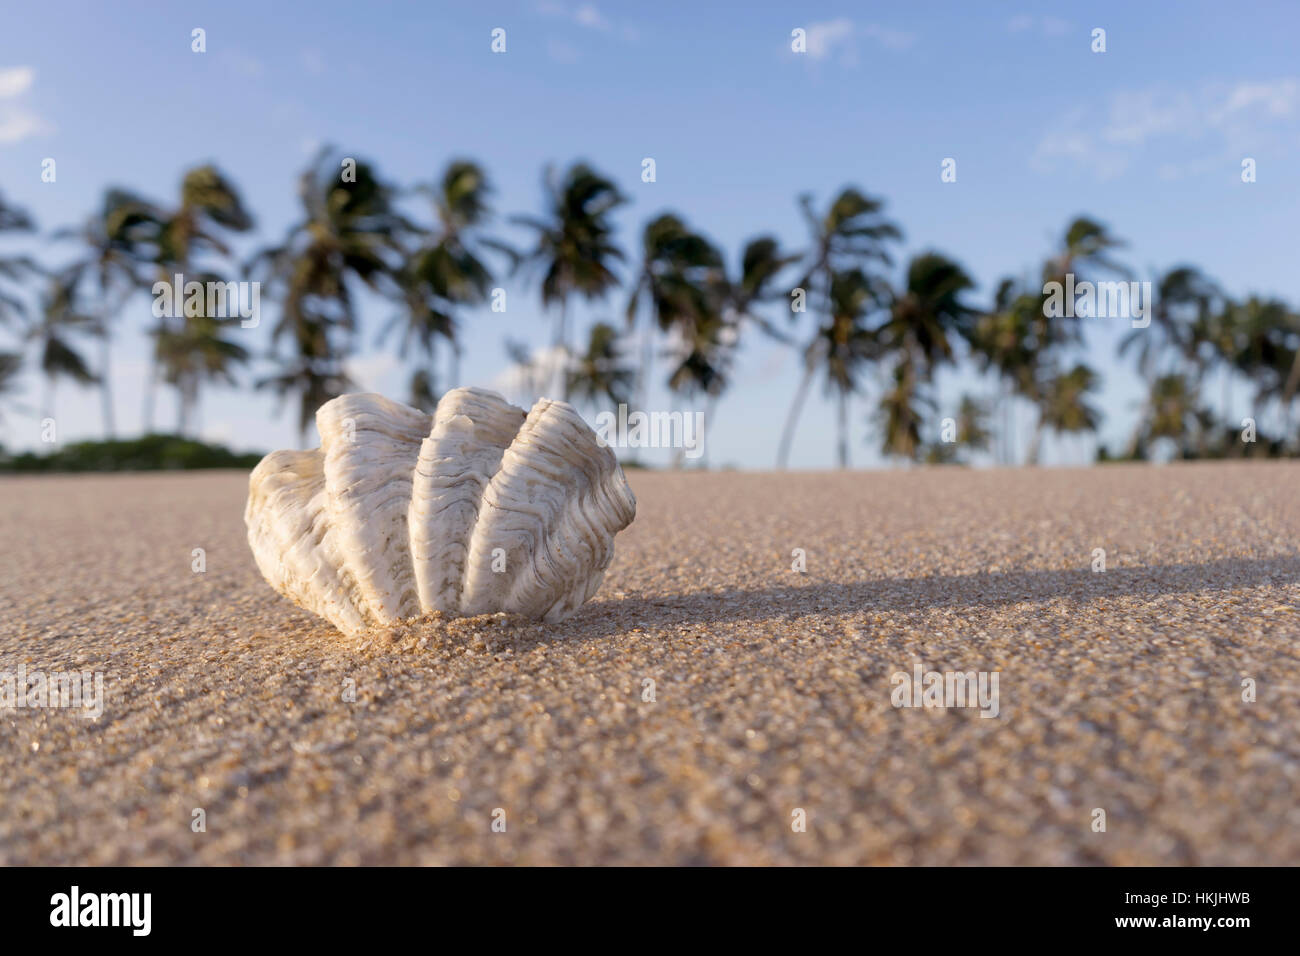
[1,0,1298,469]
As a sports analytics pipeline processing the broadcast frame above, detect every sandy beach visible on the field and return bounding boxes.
[1,463,1297,865]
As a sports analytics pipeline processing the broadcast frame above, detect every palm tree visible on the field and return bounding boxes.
[1119,267,1218,379]
[257,358,355,447]
[408,368,438,412]
[251,149,407,445]
[881,252,978,401]
[385,160,501,406]
[54,188,163,437]
[0,351,23,425]
[1031,363,1101,463]
[154,276,251,434]
[969,278,1040,464]
[1199,296,1251,434]
[816,268,881,468]
[1145,372,1201,458]
[0,193,37,331]
[146,165,254,432]
[1278,315,1300,449]
[1117,266,1221,456]
[514,163,625,398]
[987,218,1129,465]
[665,310,733,467]
[568,321,635,411]
[954,394,992,456]
[625,213,723,412]
[1046,216,1130,287]
[777,188,901,468]
[727,235,799,343]
[1227,296,1297,441]
[877,358,931,461]
[25,271,99,422]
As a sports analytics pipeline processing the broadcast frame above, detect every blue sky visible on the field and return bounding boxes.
[1,0,1298,467]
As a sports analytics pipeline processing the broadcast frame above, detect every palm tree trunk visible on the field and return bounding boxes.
[142,358,158,434]
[776,354,816,470]
[700,394,717,469]
[1125,395,1149,459]
[1281,347,1300,450]
[98,330,115,438]
[638,319,654,415]
[1001,380,1013,465]
[1028,414,1044,465]
[836,389,848,469]
[1221,365,1231,431]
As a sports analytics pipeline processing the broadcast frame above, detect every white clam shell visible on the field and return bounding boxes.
[245,387,637,635]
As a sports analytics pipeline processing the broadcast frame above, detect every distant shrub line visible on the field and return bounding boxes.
[0,435,263,473]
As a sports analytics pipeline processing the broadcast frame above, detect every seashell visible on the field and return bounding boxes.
[245,387,637,635]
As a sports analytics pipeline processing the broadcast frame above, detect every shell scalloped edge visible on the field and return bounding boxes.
[245,387,637,635]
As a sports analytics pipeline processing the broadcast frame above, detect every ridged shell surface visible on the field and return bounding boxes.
[245,388,637,635]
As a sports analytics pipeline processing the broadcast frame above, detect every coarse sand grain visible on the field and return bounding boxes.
[1,463,1297,864]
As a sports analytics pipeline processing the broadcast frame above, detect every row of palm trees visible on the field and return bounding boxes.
[1,151,1298,464]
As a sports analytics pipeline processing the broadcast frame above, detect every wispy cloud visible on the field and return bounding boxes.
[804,18,854,59]
[536,2,639,55]
[1033,78,1300,180]
[0,65,50,143]
[539,1,605,29]
[0,66,34,98]
[537,2,627,35]
[798,19,916,65]
[573,3,610,31]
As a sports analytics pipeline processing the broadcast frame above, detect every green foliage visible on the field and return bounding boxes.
[0,434,263,472]
[568,321,635,409]
[5,166,1300,469]
[513,162,626,373]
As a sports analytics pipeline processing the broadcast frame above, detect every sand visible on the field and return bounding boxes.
[1,463,1297,865]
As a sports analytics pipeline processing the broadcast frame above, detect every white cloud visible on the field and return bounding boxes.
[537,2,637,56]
[0,65,48,143]
[804,18,854,60]
[1032,78,1300,180]
[0,66,34,98]
[0,110,45,144]
[800,19,915,63]
[573,4,610,31]
[538,1,614,33]
[1031,108,1130,181]
[1211,78,1299,122]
